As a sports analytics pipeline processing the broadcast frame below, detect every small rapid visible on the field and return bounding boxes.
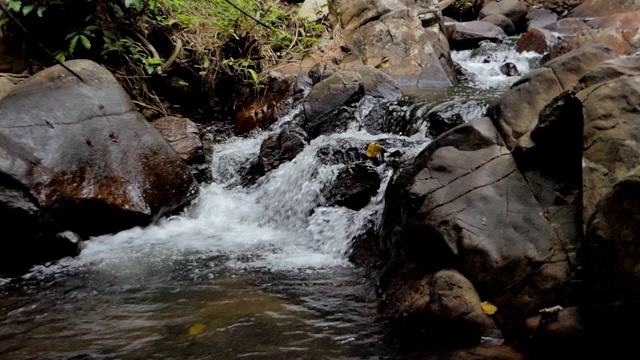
[0,39,542,359]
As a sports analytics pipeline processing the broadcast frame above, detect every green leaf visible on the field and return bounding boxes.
[0,18,8,27]
[21,4,34,16]
[248,69,259,85]
[79,35,91,50]
[37,6,46,17]
[7,1,21,12]
[69,35,79,55]
[178,80,189,86]
[54,51,66,63]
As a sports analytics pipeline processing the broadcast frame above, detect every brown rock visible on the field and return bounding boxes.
[516,27,556,54]
[541,18,590,35]
[329,0,457,88]
[482,13,516,35]
[0,60,198,270]
[542,28,629,63]
[152,116,203,164]
[449,20,508,50]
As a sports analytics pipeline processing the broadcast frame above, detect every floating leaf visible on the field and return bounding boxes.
[188,323,207,335]
[366,142,383,157]
[481,301,497,315]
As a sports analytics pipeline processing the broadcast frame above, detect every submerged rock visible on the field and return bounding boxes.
[0,59,198,271]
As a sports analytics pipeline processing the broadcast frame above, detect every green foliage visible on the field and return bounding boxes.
[1,0,326,111]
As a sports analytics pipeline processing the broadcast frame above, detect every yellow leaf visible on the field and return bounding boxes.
[189,323,207,335]
[366,142,383,157]
[481,301,497,315]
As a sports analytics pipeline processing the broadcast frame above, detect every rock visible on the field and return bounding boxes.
[526,8,558,30]
[525,306,584,350]
[488,44,618,152]
[302,71,364,138]
[301,66,401,138]
[0,77,14,100]
[449,21,508,50]
[541,18,590,35]
[541,28,630,63]
[426,109,465,139]
[383,269,502,345]
[234,72,308,135]
[499,62,521,76]
[298,0,328,21]
[482,14,516,36]
[151,116,204,164]
[326,163,380,210]
[257,125,308,174]
[0,59,198,271]
[570,0,640,17]
[308,62,335,85]
[479,0,529,33]
[584,168,640,336]
[579,54,640,223]
[516,27,556,54]
[380,117,575,337]
[329,0,457,88]
[586,10,640,31]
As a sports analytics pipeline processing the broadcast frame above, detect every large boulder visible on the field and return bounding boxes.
[0,60,198,270]
[542,28,631,63]
[329,0,457,88]
[380,117,575,337]
[578,55,640,222]
[488,44,617,152]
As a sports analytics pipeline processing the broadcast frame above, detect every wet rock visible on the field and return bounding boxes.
[516,27,556,54]
[234,72,308,135]
[383,268,502,345]
[499,62,520,76]
[526,8,558,30]
[482,14,516,36]
[329,0,457,88]
[426,111,465,139]
[0,59,198,271]
[302,71,364,138]
[479,0,528,33]
[449,21,507,50]
[586,10,640,31]
[301,66,401,138]
[257,125,308,174]
[326,163,380,211]
[525,306,584,350]
[0,77,14,100]
[151,116,204,164]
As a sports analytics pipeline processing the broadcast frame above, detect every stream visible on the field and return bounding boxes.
[0,40,541,359]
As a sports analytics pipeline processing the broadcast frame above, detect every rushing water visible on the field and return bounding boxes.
[0,41,541,359]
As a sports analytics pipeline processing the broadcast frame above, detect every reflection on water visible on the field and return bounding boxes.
[0,264,384,359]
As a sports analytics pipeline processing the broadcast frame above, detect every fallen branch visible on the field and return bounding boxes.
[160,38,183,73]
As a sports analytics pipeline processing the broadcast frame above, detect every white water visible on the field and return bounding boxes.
[19,110,428,283]
[452,40,542,90]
